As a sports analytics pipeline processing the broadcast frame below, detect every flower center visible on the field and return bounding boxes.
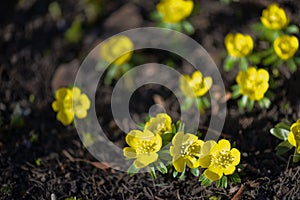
[180,141,200,157]
[136,140,157,155]
[213,150,234,168]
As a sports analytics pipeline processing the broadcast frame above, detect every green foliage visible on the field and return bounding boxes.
[64,17,83,44]
[10,103,25,129]
[223,56,238,72]
[199,174,213,187]
[48,1,62,21]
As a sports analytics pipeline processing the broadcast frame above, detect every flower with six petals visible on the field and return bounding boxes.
[170,132,204,172]
[179,71,212,98]
[52,87,91,125]
[236,67,269,101]
[274,35,299,60]
[123,129,162,168]
[99,35,134,66]
[260,3,289,30]
[201,139,240,181]
[144,113,172,135]
[225,33,254,58]
[157,0,194,23]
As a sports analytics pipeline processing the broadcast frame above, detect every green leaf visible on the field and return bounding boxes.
[181,97,194,110]
[293,150,300,163]
[258,97,271,109]
[247,54,261,65]
[270,127,290,140]
[179,165,186,180]
[181,21,195,35]
[156,161,168,174]
[48,1,62,21]
[294,57,300,65]
[10,103,25,129]
[190,168,200,177]
[238,95,248,110]
[201,97,210,108]
[275,140,293,155]
[275,121,291,130]
[247,99,254,111]
[136,123,145,130]
[149,11,162,21]
[196,98,204,113]
[223,56,238,72]
[149,166,157,179]
[228,172,241,184]
[127,163,139,176]
[262,54,278,66]
[199,174,213,187]
[64,17,83,44]
[287,59,297,73]
[239,57,248,71]
[221,176,228,188]
[285,24,299,34]
[173,170,178,178]
[161,131,174,146]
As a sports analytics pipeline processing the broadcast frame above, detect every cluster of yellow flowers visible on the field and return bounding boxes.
[123,113,241,182]
[52,87,91,125]
[224,3,300,110]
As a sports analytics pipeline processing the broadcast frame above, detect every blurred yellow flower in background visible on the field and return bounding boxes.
[100,35,134,66]
[288,119,300,154]
[123,129,162,168]
[225,33,254,58]
[261,3,289,30]
[144,113,172,135]
[202,139,240,181]
[52,87,91,125]
[274,35,299,60]
[236,67,269,101]
[157,0,194,23]
[179,71,212,98]
[170,132,204,172]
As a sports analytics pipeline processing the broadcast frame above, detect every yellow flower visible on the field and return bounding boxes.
[288,119,300,154]
[99,35,134,66]
[157,0,194,23]
[144,113,172,135]
[274,35,299,60]
[123,129,162,168]
[236,67,269,101]
[225,33,254,58]
[202,139,240,181]
[52,87,91,125]
[179,71,212,98]
[170,132,204,172]
[261,3,289,30]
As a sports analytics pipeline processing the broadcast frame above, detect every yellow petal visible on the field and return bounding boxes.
[288,132,296,147]
[186,156,200,169]
[123,147,137,159]
[52,101,59,112]
[57,110,74,125]
[230,148,241,166]
[218,139,231,152]
[223,165,236,175]
[204,167,223,181]
[72,87,81,99]
[79,94,91,109]
[173,156,185,173]
[75,109,87,119]
[55,88,70,100]
[172,132,185,147]
[134,153,158,168]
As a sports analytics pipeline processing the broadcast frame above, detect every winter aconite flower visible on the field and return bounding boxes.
[170,132,204,172]
[202,139,240,181]
[144,113,172,135]
[52,87,91,125]
[236,67,269,101]
[100,35,134,66]
[157,0,194,23]
[179,71,212,98]
[274,35,299,60]
[225,33,254,58]
[261,3,289,30]
[123,129,162,168]
[288,119,300,154]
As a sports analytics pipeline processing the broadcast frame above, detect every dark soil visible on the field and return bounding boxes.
[1,0,300,199]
